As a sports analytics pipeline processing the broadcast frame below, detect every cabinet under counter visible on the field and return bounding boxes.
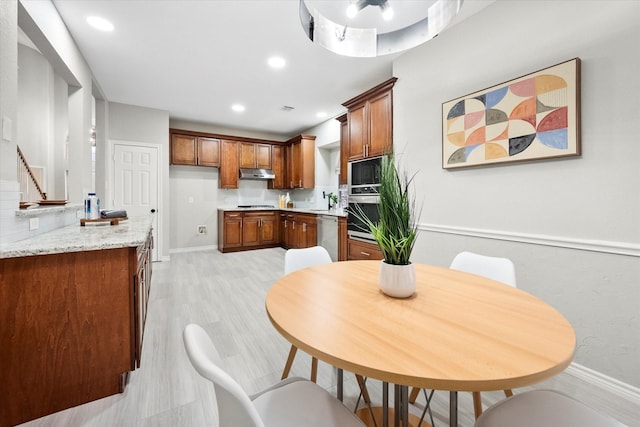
[0,218,153,426]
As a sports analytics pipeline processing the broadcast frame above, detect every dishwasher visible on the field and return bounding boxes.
[317,215,338,262]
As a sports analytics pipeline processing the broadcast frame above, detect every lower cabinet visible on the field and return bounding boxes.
[242,212,277,247]
[293,214,317,249]
[0,231,153,426]
[219,210,280,252]
[219,210,320,253]
[347,237,384,261]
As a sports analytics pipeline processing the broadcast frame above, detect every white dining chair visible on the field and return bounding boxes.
[410,251,518,419]
[281,246,333,382]
[450,251,517,287]
[475,389,626,427]
[183,323,366,427]
[281,246,372,407]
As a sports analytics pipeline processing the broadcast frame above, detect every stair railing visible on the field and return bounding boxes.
[17,146,47,201]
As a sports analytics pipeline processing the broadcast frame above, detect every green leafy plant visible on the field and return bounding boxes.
[350,155,420,265]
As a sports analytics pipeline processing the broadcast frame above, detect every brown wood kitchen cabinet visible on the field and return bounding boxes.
[347,237,384,261]
[239,142,272,169]
[286,134,315,189]
[170,133,220,167]
[268,145,287,190]
[242,211,277,247]
[338,216,348,261]
[221,211,243,248]
[219,210,279,252]
[0,231,153,426]
[337,113,349,186]
[342,77,397,161]
[293,214,317,249]
[219,139,239,189]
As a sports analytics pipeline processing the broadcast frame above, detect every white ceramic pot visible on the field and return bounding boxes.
[379,261,416,298]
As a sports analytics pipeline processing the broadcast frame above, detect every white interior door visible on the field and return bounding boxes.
[113,143,159,261]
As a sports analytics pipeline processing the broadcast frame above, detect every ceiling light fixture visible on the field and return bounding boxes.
[347,0,393,21]
[316,112,328,118]
[86,16,114,32]
[231,104,246,112]
[299,0,464,57]
[268,56,286,68]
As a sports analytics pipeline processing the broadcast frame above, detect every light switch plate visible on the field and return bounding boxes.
[29,217,39,231]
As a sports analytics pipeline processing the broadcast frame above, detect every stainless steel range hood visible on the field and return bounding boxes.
[239,168,276,180]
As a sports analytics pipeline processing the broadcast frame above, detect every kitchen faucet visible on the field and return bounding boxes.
[323,191,337,210]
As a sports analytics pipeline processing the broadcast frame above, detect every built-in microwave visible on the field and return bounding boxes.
[348,156,383,196]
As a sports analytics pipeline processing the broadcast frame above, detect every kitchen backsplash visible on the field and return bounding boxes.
[220,180,335,209]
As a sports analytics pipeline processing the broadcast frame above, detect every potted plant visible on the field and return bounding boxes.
[349,154,420,298]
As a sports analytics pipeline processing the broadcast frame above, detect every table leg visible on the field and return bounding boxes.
[337,368,343,402]
[394,385,400,426]
[383,382,389,427]
[400,385,409,427]
[450,391,458,427]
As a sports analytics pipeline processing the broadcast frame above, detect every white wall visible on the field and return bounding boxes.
[1,0,97,245]
[393,0,640,388]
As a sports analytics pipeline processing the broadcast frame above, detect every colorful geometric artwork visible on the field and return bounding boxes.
[442,58,581,169]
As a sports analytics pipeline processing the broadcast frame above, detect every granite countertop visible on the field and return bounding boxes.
[0,215,154,259]
[218,206,347,217]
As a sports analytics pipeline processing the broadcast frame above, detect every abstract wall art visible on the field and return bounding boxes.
[442,58,581,169]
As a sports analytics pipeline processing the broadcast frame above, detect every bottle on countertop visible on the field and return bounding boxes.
[84,192,101,219]
[285,192,293,208]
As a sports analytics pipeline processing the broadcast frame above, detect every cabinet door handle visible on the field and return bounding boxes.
[284,220,287,228]
[360,251,370,257]
[299,179,302,187]
[228,214,240,217]
[292,222,295,230]
[303,223,306,232]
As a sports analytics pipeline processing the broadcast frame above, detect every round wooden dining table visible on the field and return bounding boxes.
[265,260,576,427]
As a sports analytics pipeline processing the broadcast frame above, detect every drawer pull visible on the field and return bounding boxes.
[360,251,370,256]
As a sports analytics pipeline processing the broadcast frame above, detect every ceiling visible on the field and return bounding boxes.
[50,0,494,138]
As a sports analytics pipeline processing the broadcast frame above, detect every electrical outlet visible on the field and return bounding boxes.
[29,217,39,231]
[197,225,207,235]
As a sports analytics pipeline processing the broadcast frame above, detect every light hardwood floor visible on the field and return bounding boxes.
[19,248,638,426]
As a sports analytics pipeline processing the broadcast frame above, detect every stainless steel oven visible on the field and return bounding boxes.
[347,195,379,241]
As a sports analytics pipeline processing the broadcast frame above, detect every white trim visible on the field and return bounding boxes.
[169,245,218,254]
[419,223,640,257]
[567,362,640,404]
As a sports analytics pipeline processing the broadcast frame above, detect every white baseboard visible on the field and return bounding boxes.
[169,244,218,254]
[567,362,640,404]
[419,223,640,257]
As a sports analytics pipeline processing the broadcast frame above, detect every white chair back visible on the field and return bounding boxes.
[450,251,517,287]
[183,324,265,427]
[284,246,332,275]
[475,390,627,427]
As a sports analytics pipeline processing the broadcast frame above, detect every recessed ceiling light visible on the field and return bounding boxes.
[231,104,246,112]
[316,112,327,118]
[86,16,114,32]
[268,56,286,69]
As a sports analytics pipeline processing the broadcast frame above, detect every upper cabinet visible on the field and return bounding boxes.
[268,145,287,190]
[169,129,315,190]
[342,77,397,161]
[239,142,272,169]
[287,134,315,189]
[337,114,348,186]
[170,133,220,167]
[219,140,239,189]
